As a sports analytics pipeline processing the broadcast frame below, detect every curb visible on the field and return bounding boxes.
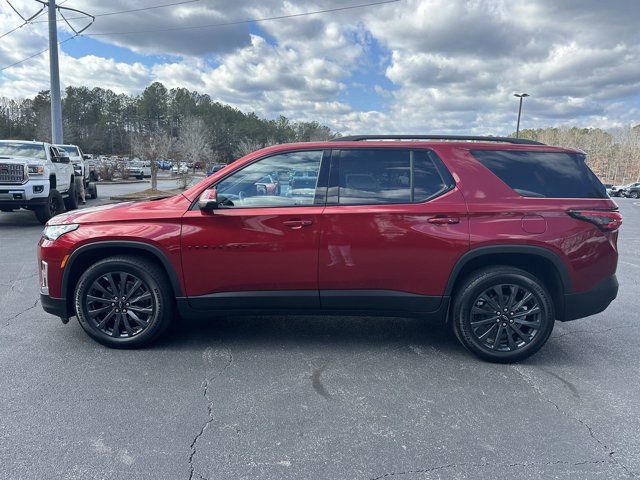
[96,180,148,185]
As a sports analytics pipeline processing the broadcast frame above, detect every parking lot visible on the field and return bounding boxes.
[1,187,639,479]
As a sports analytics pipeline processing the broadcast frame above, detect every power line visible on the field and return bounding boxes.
[0,34,76,72]
[0,0,69,39]
[0,0,45,39]
[84,0,400,36]
[32,0,203,23]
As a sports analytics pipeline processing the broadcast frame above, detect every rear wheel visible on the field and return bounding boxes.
[630,191,639,199]
[34,188,64,224]
[64,180,79,210]
[452,266,555,363]
[74,256,173,348]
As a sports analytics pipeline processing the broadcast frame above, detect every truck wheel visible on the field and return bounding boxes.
[74,256,174,348]
[64,180,79,210]
[35,189,65,224]
[631,191,639,199]
[452,266,555,363]
[87,182,98,199]
[89,171,98,182]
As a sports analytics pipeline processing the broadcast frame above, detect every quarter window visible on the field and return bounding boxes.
[215,150,323,208]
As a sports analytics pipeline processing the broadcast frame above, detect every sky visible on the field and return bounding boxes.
[0,0,639,135]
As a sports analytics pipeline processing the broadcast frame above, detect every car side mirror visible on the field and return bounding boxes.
[198,188,219,212]
[55,151,71,163]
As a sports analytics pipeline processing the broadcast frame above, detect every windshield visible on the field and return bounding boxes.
[58,145,81,158]
[0,142,46,160]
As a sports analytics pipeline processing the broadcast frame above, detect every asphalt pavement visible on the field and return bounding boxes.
[1,185,639,480]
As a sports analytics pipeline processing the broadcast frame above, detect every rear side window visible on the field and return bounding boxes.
[336,149,454,205]
[471,150,607,199]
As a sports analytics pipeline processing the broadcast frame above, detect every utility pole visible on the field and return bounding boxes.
[514,93,529,138]
[48,0,63,144]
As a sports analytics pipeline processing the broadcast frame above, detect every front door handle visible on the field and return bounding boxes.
[428,216,460,225]
[283,219,313,229]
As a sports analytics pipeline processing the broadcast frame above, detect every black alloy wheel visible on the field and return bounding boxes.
[469,284,542,352]
[85,271,154,338]
[74,256,173,348]
[452,266,555,363]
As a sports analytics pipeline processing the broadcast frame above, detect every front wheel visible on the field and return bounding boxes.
[452,266,555,363]
[74,256,174,348]
[34,188,64,224]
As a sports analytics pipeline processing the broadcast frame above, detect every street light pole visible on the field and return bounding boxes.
[48,0,63,144]
[514,93,529,138]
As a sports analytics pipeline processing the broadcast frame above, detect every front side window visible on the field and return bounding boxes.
[215,150,323,208]
[336,149,453,205]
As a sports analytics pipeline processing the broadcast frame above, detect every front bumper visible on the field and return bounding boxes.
[40,294,70,323]
[0,179,50,207]
[563,274,618,321]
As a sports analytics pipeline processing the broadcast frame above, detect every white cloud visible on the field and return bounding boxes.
[1,0,639,133]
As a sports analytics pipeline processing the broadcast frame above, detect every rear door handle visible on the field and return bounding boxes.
[283,219,313,229]
[428,216,460,225]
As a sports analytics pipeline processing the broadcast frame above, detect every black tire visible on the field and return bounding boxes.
[34,188,64,224]
[87,182,98,199]
[74,256,174,348]
[89,171,98,182]
[630,191,639,199]
[64,179,79,210]
[452,266,555,363]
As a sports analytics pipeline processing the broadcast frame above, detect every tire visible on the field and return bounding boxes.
[74,256,174,348]
[89,171,98,182]
[87,182,98,199]
[452,266,555,363]
[64,179,79,210]
[630,191,639,199]
[34,189,65,224]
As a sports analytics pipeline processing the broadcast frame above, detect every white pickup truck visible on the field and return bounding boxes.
[56,144,98,200]
[0,140,77,224]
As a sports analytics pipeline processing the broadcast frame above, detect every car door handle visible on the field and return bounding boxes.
[428,216,460,225]
[283,219,313,229]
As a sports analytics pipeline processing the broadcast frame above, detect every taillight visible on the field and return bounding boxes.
[568,210,622,231]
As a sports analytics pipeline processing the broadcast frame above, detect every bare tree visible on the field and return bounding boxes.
[132,131,173,191]
[176,116,211,188]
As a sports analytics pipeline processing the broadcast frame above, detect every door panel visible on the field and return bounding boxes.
[180,149,327,308]
[181,206,323,300]
[318,189,469,300]
[318,148,470,306]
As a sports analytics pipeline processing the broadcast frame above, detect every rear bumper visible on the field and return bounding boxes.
[40,294,69,322]
[562,275,618,321]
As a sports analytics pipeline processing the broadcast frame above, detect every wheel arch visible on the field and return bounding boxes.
[49,174,56,190]
[62,241,183,316]
[445,245,572,320]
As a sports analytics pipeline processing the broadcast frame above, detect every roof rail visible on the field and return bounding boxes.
[331,135,544,145]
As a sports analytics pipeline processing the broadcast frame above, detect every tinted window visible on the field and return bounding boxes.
[472,150,607,199]
[337,149,453,205]
[215,150,322,208]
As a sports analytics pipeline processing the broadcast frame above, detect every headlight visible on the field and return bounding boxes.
[42,224,79,241]
[28,165,45,175]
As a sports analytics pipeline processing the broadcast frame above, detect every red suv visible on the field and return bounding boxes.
[38,135,621,362]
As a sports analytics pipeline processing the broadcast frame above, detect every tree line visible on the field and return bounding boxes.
[0,81,334,164]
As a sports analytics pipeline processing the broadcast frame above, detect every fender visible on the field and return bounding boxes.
[444,244,573,296]
[62,240,183,298]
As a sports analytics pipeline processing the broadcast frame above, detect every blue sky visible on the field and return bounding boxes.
[1,0,639,134]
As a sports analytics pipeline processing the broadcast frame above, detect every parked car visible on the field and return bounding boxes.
[254,174,279,195]
[171,162,188,175]
[0,140,77,224]
[156,160,172,171]
[608,184,627,197]
[126,161,151,179]
[620,182,640,198]
[39,135,621,362]
[56,144,98,200]
[206,163,227,176]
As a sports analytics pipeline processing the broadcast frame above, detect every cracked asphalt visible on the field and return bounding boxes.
[1,187,639,480]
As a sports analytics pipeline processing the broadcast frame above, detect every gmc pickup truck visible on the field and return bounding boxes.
[0,140,77,224]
